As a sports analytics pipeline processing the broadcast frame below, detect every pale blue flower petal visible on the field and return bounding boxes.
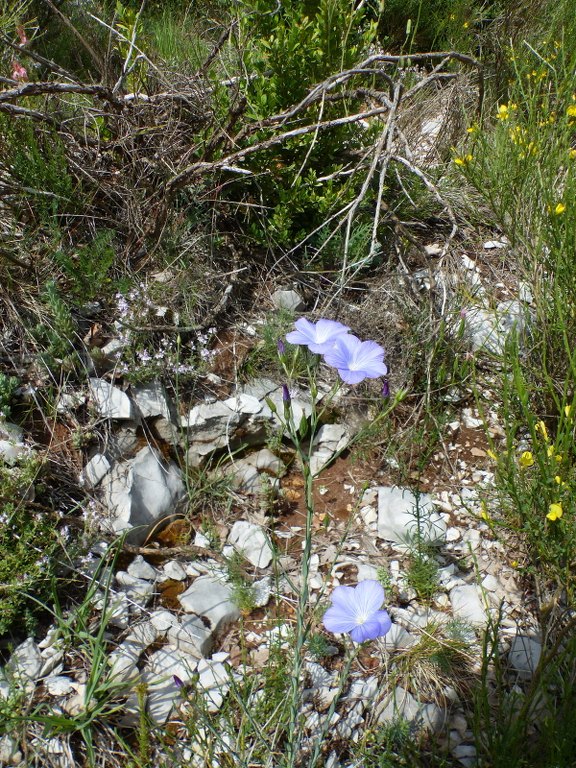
[349,619,384,643]
[354,580,385,616]
[323,334,387,384]
[323,606,358,635]
[374,610,392,636]
[323,580,392,643]
[329,585,359,613]
[285,318,349,353]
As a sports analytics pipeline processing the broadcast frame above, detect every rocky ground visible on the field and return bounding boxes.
[0,240,540,768]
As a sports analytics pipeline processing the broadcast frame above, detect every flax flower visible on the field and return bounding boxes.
[323,580,392,643]
[285,318,350,354]
[323,334,387,385]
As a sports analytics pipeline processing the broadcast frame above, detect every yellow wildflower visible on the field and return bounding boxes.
[547,503,563,521]
[467,124,478,134]
[519,451,534,468]
[463,21,470,29]
[554,475,566,487]
[496,103,517,120]
[567,105,576,117]
[511,560,519,568]
[565,405,572,418]
[535,420,549,441]
[547,446,563,462]
[555,202,566,215]
[454,154,473,166]
[569,149,576,159]
[480,502,490,521]
[487,449,497,461]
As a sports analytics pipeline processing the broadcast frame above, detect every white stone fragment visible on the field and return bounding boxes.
[80,453,110,488]
[89,378,133,419]
[162,560,187,581]
[178,575,240,631]
[508,634,542,679]
[376,686,446,733]
[7,638,42,683]
[143,647,198,725]
[127,555,159,581]
[271,289,305,311]
[228,520,273,568]
[45,675,74,697]
[168,615,212,657]
[131,381,173,420]
[450,584,487,626]
[197,657,232,712]
[100,446,185,544]
[377,487,446,545]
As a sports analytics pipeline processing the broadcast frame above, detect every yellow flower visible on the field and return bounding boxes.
[554,475,566,487]
[511,560,519,568]
[567,105,576,117]
[535,420,549,442]
[547,445,563,462]
[496,103,517,120]
[519,451,534,468]
[565,404,573,418]
[487,449,497,460]
[547,503,563,521]
[569,149,576,159]
[454,154,473,166]
[480,502,490,521]
[463,21,470,29]
[554,202,566,215]
[467,124,478,134]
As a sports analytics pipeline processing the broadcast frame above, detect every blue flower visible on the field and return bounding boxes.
[285,318,350,354]
[322,334,387,384]
[323,580,392,643]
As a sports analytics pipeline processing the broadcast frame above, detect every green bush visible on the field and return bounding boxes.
[0,454,61,637]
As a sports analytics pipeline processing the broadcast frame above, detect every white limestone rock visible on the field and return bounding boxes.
[80,453,110,488]
[377,487,446,545]
[228,520,273,568]
[143,647,198,725]
[127,555,160,581]
[89,378,133,420]
[197,655,232,712]
[178,575,240,632]
[100,446,185,544]
[225,449,285,495]
[7,638,42,684]
[508,634,542,679]
[271,289,305,311]
[376,686,446,734]
[167,615,212,658]
[131,380,173,421]
[450,584,487,626]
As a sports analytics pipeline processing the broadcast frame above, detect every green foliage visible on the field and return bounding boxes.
[239,0,376,114]
[405,551,439,602]
[227,552,257,613]
[230,0,380,250]
[306,632,333,660]
[356,718,413,768]
[53,230,116,301]
[143,5,209,69]
[0,375,20,419]
[0,454,60,637]
[35,280,77,363]
[0,118,75,225]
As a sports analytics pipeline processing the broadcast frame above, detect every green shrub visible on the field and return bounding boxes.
[0,454,61,637]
